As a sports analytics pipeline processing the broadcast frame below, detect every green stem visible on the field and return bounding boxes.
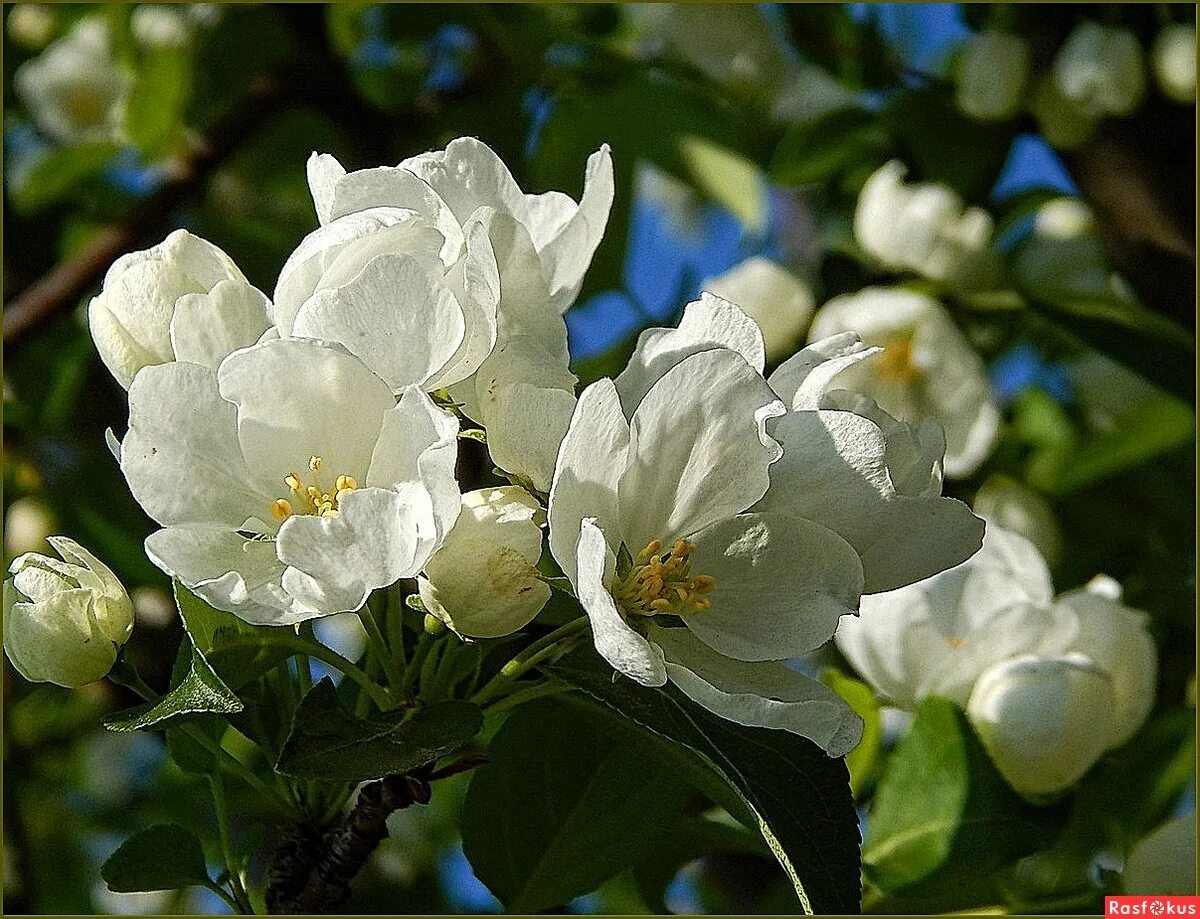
[294,622,314,698]
[210,773,253,914]
[360,596,404,688]
[387,582,408,670]
[401,631,434,696]
[483,680,576,716]
[472,617,589,704]
[215,634,394,710]
[203,881,242,914]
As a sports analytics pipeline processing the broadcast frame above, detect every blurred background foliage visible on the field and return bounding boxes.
[2,3,1195,914]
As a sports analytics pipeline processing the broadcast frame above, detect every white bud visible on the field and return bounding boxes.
[1152,24,1196,104]
[973,474,1063,567]
[1123,812,1197,895]
[4,537,133,688]
[419,487,550,639]
[6,4,56,50]
[703,258,815,365]
[956,31,1031,121]
[4,496,56,558]
[131,6,193,50]
[1054,21,1146,118]
[968,653,1116,797]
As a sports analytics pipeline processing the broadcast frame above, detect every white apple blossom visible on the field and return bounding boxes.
[548,312,863,754]
[837,522,1158,795]
[854,160,1000,293]
[1054,21,1146,118]
[973,473,1063,568]
[419,486,550,639]
[807,287,1001,478]
[14,17,129,145]
[89,230,272,389]
[955,31,1031,122]
[117,337,460,625]
[1152,24,1197,104]
[702,257,816,365]
[3,537,133,687]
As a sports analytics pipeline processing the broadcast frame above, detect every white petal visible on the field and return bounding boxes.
[487,383,577,494]
[291,252,466,392]
[169,279,273,370]
[768,332,880,411]
[425,216,500,390]
[650,624,863,757]
[218,338,395,498]
[684,512,862,661]
[144,524,309,625]
[540,144,615,313]
[617,349,784,552]
[123,362,265,527]
[400,137,527,227]
[307,151,347,225]
[615,291,766,415]
[420,486,550,638]
[576,519,666,686]
[547,379,629,585]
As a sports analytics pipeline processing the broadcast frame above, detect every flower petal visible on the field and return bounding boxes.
[539,144,614,313]
[767,332,880,411]
[292,252,466,392]
[218,338,395,499]
[576,518,666,686]
[306,151,346,225]
[615,291,766,415]
[617,349,784,552]
[169,279,273,370]
[425,216,500,390]
[684,512,863,661]
[487,383,577,494]
[123,361,265,527]
[649,624,864,757]
[547,379,629,585]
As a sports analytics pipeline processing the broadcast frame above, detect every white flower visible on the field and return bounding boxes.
[549,300,864,754]
[419,486,550,638]
[1123,812,1197,895]
[973,473,1062,568]
[836,525,1066,709]
[955,31,1031,121]
[1153,23,1197,104]
[967,653,1117,797]
[89,230,272,389]
[4,536,133,687]
[807,287,1001,478]
[1030,74,1099,149]
[702,257,815,365]
[305,137,614,316]
[837,522,1157,795]
[117,337,460,625]
[272,205,500,396]
[131,5,193,50]
[14,18,129,144]
[854,161,1000,292]
[1054,21,1146,118]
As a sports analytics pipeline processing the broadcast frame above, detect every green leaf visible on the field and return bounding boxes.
[275,679,483,782]
[125,47,191,157]
[103,645,243,732]
[770,107,888,187]
[546,649,861,914]
[822,669,882,798]
[174,582,291,690]
[100,824,213,893]
[9,142,121,214]
[461,698,695,913]
[862,697,1062,911]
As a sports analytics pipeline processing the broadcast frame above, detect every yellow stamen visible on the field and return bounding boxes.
[335,474,358,492]
[876,334,921,386]
[285,473,303,492]
[613,537,718,618]
[271,499,293,521]
[269,461,358,522]
[309,455,324,471]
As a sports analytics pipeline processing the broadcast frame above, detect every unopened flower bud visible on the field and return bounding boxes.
[1152,23,1196,104]
[6,4,56,50]
[4,537,133,688]
[956,31,1031,121]
[973,474,1062,568]
[1054,21,1146,118]
[4,496,56,558]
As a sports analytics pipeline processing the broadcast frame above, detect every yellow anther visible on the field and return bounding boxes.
[876,334,920,386]
[309,455,324,471]
[271,499,293,521]
[637,539,664,561]
[306,486,320,498]
[691,575,716,593]
[650,598,674,612]
[946,636,968,649]
[335,474,358,492]
[320,508,339,518]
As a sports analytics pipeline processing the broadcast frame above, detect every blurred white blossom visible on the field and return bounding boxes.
[4,536,133,687]
[854,160,1000,292]
[1123,811,1197,895]
[6,4,56,50]
[4,496,55,558]
[702,257,816,365]
[955,31,1030,121]
[1152,23,1197,104]
[973,473,1063,568]
[1054,21,1146,118]
[808,286,1001,477]
[131,5,194,50]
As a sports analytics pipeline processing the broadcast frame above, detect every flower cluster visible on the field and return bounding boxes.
[836,523,1156,796]
[14,138,991,757]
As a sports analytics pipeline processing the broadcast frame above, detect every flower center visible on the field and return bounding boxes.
[613,538,716,617]
[875,334,921,385]
[270,455,358,521]
[66,87,105,126]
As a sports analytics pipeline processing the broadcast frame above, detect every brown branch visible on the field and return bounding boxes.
[2,73,287,346]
